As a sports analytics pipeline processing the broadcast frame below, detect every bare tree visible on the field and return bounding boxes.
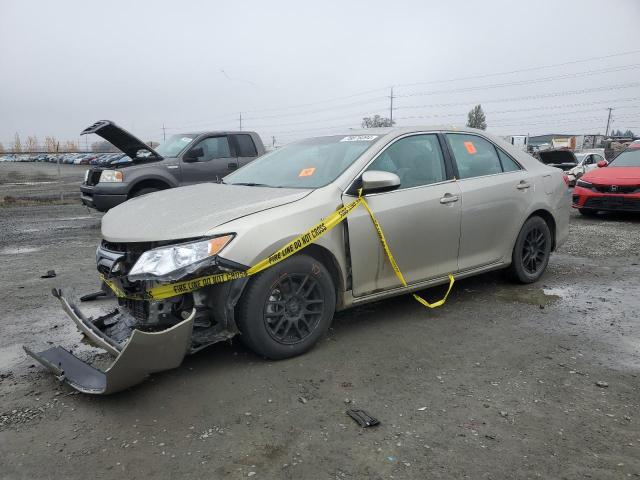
[361,115,395,128]
[466,105,487,130]
[25,135,39,153]
[63,141,78,152]
[12,133,22,153]
[44,136,58,152]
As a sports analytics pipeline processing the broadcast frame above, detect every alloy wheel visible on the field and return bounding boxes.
[522,227,547,274]
[263,274,325,345]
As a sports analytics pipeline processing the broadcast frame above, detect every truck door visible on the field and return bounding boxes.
[181,135,237,184]
[231,133,260,169]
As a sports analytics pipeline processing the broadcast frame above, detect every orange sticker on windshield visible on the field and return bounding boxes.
[464,141,477,154]
[299,167,316,177]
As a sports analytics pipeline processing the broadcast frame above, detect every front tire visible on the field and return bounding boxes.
[507,216,551,284]
[237,254,336,359]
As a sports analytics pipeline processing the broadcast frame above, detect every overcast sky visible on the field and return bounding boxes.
[1,0,639,147]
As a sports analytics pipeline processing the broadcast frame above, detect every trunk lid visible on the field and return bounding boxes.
[538,149,577,171]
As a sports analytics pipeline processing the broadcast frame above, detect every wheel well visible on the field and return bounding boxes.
[129,179,171,198]
[300,244,344,297]
[528,209,556,251]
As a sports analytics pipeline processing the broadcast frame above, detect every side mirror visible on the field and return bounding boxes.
[361,170,401,194]
[184,146,203,162]
[597,160,608,168]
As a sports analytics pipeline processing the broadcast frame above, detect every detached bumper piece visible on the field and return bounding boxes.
[25,289,194,394]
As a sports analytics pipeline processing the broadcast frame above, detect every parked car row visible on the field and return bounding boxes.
[0,152,132,166]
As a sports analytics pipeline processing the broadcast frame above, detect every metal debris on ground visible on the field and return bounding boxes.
[40,270,56,279]
[346,409,380,428]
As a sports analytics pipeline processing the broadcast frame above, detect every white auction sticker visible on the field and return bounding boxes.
[340,135,378,142]
[181,137,193,143]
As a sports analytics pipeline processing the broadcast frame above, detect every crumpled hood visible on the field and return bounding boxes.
[582,166,640,186]
[102,183,311,242]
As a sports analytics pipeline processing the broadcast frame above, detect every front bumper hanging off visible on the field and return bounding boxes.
[24,289,194,394]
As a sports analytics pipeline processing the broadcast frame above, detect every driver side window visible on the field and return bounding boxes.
[366,134,446,189]
[583,155,594,165]
[191,136,232,162]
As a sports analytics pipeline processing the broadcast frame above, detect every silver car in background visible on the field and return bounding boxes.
[28,126,569,393]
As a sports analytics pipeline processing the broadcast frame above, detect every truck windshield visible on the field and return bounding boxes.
[155,134,198,157]
[225,135,378,188]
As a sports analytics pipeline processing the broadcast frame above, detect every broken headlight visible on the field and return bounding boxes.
[128,235,234,282]
[576,179,593,189]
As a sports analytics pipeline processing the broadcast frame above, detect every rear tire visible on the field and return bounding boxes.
[579,208,598,216]
[507,216,551,284]
[237,254,336,359]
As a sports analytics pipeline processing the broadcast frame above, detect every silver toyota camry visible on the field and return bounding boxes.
[27,126,569,393]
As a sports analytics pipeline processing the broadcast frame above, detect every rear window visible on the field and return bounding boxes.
[234,134,258,157]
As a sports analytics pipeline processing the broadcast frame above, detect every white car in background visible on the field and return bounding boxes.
[566,150,607,186]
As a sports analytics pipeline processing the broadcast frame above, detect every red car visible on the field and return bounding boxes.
[572,147,640,215]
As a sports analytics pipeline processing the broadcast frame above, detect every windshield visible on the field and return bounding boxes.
[574,153,587,163]
[155,134,198,157]
[225,134,378,188]
[610,148,640,167]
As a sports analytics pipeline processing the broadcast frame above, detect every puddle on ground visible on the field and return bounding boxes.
[0,246,42,255]
[494,287,560,305]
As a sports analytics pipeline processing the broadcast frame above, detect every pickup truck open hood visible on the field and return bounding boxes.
[101,183,311,242]
[81,120,162,161]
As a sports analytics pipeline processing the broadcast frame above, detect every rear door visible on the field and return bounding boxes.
[444,133,531,271]
[343,133,462,296]
[231,133,260,169]
[181,135,237,184]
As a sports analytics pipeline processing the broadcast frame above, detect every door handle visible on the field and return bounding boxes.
[439,193,459,204]
[517,181,531,190]
[228,162,238,170]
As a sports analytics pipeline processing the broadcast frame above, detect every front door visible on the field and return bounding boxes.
[181,135,237,184]
[343,133,462,297]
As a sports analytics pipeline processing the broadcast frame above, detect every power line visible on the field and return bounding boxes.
[395,49,640,88]
[395,64,640,98]
[395,82,640,110]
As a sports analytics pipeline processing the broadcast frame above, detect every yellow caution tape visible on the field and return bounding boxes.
[102,191,454,308]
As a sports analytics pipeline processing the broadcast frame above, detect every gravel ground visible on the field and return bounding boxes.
[0,163,639,479]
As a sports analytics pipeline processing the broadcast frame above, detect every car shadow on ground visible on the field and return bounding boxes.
[84,269,518,403]
[572,210,640,223]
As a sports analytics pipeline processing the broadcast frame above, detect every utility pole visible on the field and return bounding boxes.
[162,124,166,142]
[389,87,395,125]
[605,107,613,136]
[239,113,243,131]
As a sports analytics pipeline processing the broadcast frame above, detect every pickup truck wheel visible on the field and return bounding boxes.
[237,254,336,359]
[507,216,551,284]
[131,187,159,198]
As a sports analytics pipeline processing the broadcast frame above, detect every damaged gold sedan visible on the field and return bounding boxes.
[27,127,569,394]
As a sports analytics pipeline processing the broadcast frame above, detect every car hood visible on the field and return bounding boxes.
[81,120,162,161]
[101,183,311,242]
[582,166,640,186]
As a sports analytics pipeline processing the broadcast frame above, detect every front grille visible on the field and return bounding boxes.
[101,240,155,273]
[119,298,148,322]
[584,196,640,211]
[593,185,639,194]
[86,169,102,186]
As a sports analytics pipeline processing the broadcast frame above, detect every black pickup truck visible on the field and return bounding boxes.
[80,120,266,211]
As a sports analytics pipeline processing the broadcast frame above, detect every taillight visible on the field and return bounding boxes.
[562,174,569,186]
